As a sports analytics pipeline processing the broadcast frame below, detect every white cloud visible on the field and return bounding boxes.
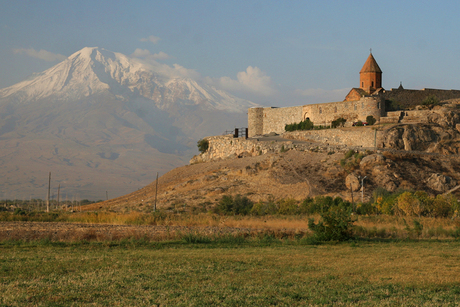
[13,48,66,62]
[209,66,277,97]
[132,48,171,60]
[169,63,201,79]
[140,35,161,44]
[131,51,200,80]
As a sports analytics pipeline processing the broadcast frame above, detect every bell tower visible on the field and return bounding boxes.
[360,52,382,94]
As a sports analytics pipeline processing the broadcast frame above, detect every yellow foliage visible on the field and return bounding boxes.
[395,192,423,217]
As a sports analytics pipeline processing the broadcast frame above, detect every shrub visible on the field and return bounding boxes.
[331,117,346,128]
[422,95,440,106]
[355,120,364,126]
[277,198,298,215]
[314,196,334,213]
[395,192,423,217]
[356,202,375,215]
[308,209,354,241]
[285,118,314,132]
[215,195,254,215]
[430,194,455,218]
[197,139,209,153]
[366,115,376,125]
[344,150,355,160]
[299,197,315,214]
[13,208,26,216]
[385,99,401,111]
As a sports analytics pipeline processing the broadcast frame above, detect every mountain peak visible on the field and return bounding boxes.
[0,47,257,112]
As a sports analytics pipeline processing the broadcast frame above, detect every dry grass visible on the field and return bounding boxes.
[1,211,459,243]
[1,241,460,305]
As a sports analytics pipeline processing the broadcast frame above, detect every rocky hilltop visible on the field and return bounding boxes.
[84,105,460,212]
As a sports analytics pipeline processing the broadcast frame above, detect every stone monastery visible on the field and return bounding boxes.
[248,53,460,137]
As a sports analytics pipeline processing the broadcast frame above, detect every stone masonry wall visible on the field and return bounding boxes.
[302,96,384,126]
[190,129,379,164]
[381,88,460,107]
[282,127,384,148]
[248,108,264,136]
[248,96,384,137]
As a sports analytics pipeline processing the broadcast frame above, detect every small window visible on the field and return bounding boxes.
[377,102,380,109]
[371,81,374,87]
[354,105,357,111]
[319,108,322,114]
[362,82,364,87]
[334,107,337,113]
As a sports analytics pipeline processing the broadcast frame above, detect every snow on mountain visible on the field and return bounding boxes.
[0,47,258,199]
[0,47,257,113]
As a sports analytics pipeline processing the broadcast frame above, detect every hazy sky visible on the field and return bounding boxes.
[1,0,460,106]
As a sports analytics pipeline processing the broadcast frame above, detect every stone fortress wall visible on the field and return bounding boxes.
[191,104,460,164]
[382,88,460,107]
[248,88,460,137]
[248,96,384,137]
[248,52,460,138]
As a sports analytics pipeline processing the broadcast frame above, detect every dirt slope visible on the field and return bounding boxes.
[82,148,460,212]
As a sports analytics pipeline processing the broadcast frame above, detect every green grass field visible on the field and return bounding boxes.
[1,240,460,306]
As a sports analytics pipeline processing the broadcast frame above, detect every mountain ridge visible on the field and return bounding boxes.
[0,47,257,199]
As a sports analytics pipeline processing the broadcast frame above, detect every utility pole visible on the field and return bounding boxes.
[57,184,60,210]
[46,172,51,212]
[154,172,159,212]
[350,184,354,213]
[361,176,368,203]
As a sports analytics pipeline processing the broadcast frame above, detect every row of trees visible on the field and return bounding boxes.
[211,189,460,218]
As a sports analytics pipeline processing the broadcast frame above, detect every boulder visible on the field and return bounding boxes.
[371,166,399,192]
[426,173,457,192]
[359,154,385,168]
[427,109,460,128]
[345,174,361,192]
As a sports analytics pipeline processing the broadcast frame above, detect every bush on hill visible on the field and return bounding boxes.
[197,139,209,153]
[285,118,314,132]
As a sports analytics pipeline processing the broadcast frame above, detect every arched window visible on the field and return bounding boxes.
[319,108,322,114]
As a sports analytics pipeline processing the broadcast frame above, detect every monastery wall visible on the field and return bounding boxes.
[248,96,384,137]
[282,128,383,148]
[382,88,460,107]
[190,127,379,164]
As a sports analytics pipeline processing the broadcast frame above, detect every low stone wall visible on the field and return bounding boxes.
[190,135,303,163]
[282,127,383,148]
[190,129,377,164]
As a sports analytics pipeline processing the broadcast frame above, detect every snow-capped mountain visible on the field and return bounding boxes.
[0,47,257,200]
[0,47,256,112]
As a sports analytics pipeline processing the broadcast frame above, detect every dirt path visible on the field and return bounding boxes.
[0,221,255,242]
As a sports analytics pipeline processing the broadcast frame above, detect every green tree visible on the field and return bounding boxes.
[277,198,298,215]
[197,139,209,153]
[308,209,354,241]
[366,115,376,125]
[422,95,439,106]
